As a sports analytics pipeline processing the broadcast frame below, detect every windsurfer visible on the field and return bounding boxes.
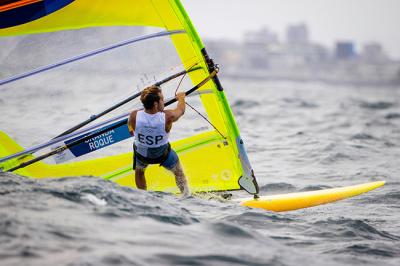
[128,85,190,196]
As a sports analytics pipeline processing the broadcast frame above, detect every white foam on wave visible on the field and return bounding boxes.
[81,193,107,206]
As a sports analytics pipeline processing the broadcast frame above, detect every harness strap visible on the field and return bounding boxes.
[133,143,171,169]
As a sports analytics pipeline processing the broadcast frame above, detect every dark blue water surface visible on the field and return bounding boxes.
[1,79,400,266]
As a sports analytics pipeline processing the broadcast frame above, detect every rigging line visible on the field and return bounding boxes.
[174,64,226,140]
[3,69,218,171]
[0,30,186,86]
[174,62,198,95]
[185,102,226,140]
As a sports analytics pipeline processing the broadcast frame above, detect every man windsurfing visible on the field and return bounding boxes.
[128,85,190,196]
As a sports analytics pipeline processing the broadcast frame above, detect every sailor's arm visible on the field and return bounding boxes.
[165,92,186,123]
[127,110,138,135]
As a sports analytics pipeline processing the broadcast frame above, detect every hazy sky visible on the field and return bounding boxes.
[182,0,400,59]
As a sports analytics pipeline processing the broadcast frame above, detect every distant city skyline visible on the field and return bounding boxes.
[182,0,400,59]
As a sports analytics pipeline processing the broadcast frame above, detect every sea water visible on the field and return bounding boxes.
[1,78,400,265]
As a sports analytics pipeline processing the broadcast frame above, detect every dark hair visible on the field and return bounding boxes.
[140,85,161,109]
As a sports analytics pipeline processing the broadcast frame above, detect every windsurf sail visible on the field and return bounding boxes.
[0,0,259,195]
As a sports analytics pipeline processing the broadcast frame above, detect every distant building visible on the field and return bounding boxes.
[361,42,388,63]
[206,25,400,86]
[241,27,281,69]
[335,42,355,60]
[244,27,279,45]
[204,39,242,71]
[286,23,309,45]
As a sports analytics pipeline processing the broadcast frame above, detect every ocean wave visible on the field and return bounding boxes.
[259,182,297,192]
[100,254,136,265]
[208,221,256,238]
[330,243,399,259]
[154,253,268,266]
[224,211,294,225]
[361,189,400,205]
[0,174,199,225]
[300,185,331,191]
[281,97,318,108]
[319,152,352,164]
[350,133,376,140]
[231,99,260,109]
[311,218,400,241]
[385,112,400,120]
[359,101,395,110]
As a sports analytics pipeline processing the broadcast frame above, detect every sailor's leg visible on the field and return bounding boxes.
[161,148,190,196]
[135,167,147,190]
[171,161,190,196]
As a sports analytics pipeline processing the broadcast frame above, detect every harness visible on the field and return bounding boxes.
[133,143,171,169]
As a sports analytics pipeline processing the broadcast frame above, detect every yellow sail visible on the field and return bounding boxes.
[0,0,258,194]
